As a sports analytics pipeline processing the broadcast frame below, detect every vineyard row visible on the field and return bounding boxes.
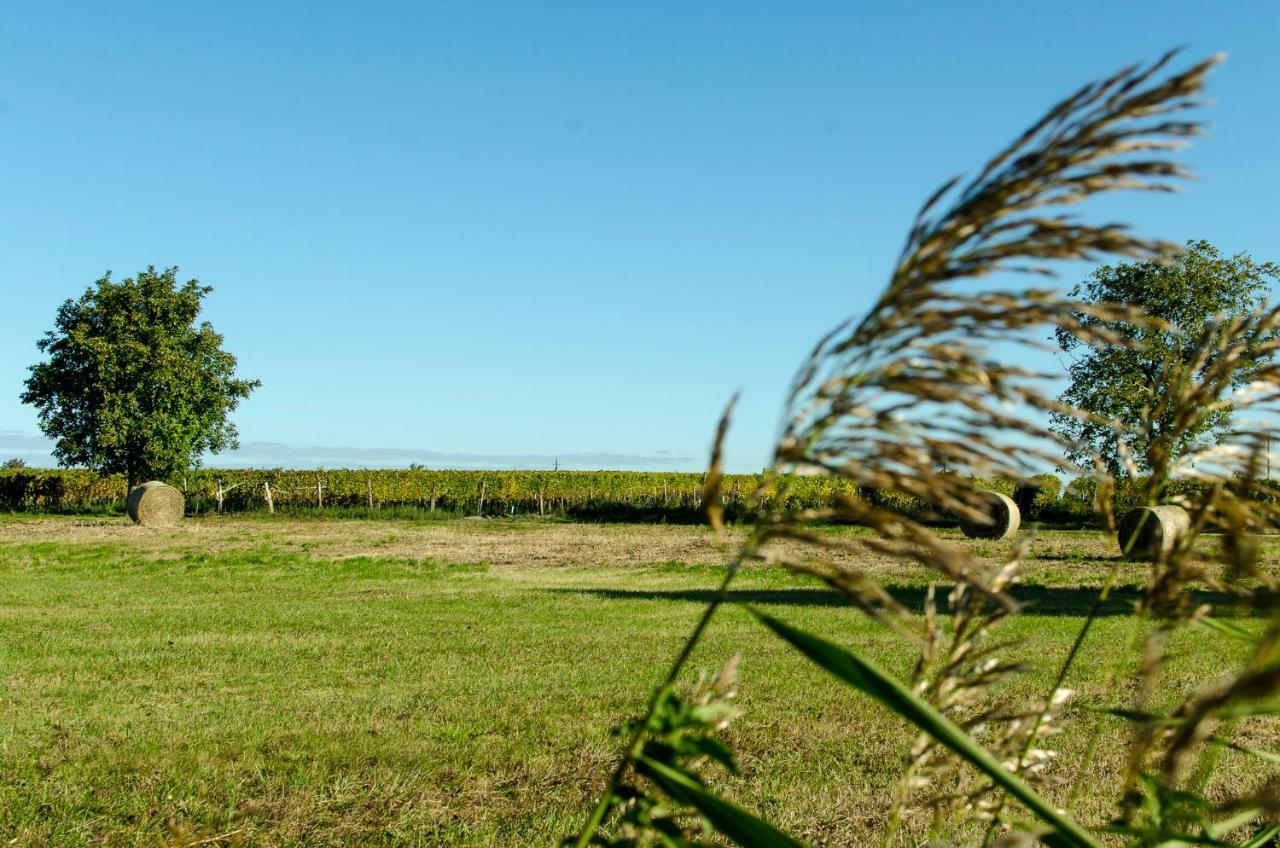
[0,467,1097,523]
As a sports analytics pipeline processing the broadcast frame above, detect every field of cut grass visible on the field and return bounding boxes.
[0,515,1275,846]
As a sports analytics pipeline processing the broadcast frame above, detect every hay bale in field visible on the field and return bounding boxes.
[1117,505,1189,561]
[126,481,184,527]
[959,490,1021,540]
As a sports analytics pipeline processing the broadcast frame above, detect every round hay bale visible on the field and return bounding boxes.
[959,490,1021,540]
[126,481,184,527]
[1117,505,1189,561]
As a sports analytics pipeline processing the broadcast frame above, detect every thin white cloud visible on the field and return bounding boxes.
[0,432,696,471]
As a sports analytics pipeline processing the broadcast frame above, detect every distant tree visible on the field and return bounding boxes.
[21,266,260,488]
[1051,240,1279,474]
[3,458,26,469]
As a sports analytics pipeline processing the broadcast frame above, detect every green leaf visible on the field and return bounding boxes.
[1095,706,1184,727]
[676,735,740,774]
[635,756,808,848]
[1205,809,1265,842]
[750,607,1102,848]
[1218,703,1280,721]
[1239,824,1280,848]
[1197,617,1262,645]
[1205,736,1280,765]
[1098,829,1243,847]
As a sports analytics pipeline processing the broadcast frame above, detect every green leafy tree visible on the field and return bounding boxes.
[21,266,260,488]
[1051,240,1279,474]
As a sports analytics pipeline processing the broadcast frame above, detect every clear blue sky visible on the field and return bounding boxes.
[2,2,1277,472]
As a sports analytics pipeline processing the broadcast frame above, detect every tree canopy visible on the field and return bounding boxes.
[1050,240,1278,474]
[21,266,260,487]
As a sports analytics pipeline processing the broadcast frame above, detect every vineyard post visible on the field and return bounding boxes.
[263,481,274,514]
[367,475,374,510]
[429,482,437,513]
[217,483,240,515]
[477,479,486,516]
[316,481,324,509]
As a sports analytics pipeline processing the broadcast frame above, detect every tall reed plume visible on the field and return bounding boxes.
[568,50,1280,848]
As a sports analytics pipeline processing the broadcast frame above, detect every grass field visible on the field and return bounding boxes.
[0,515,1275,846]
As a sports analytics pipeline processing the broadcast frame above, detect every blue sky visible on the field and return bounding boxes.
[2,2,1277,472]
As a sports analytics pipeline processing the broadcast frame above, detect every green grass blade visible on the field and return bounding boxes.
[1206,736,1280,765]
[750,607,1102,848]
[635,755,808,848]
[1197,617,1262,645]
[1205,809,1264,842]
[1239,824,1280,848]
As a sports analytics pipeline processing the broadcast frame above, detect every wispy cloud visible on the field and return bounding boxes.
[0,431,695,471]
[0,431,53,451]
[0,430,56,465]
[209,441,695,470]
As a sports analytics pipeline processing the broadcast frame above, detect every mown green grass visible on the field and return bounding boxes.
[0,518,1273,846]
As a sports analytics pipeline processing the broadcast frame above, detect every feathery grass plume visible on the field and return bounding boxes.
[1111,620,1280,845]
[768,51,1221,599]
[702,394,740,540]
[1090,304,1280,842]
[882,545,1070,843]
[568,51,1237,848]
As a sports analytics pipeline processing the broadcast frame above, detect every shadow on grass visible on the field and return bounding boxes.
[1029,555,1121,565]
[549,584,1272,618]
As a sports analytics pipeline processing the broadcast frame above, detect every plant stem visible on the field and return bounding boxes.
[981,559,1122,846]
[569,552,747,848]
[1064,607,1145,813]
